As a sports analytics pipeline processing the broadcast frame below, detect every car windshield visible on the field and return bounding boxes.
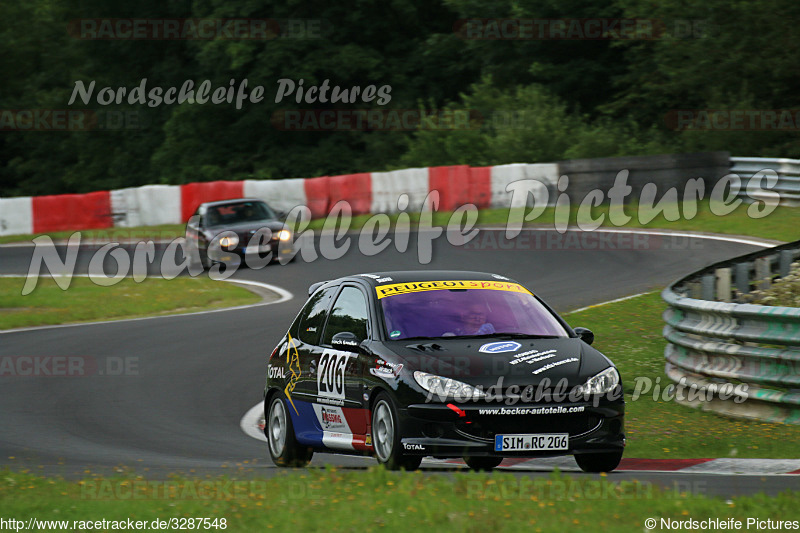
[377,281,569,340]
[205,201,275,226]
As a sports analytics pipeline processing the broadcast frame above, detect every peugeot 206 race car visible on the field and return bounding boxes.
[264,271,625,472]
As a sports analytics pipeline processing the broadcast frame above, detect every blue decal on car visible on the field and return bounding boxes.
[479,341,522,354]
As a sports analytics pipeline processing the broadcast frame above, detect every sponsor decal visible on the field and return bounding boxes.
[363,392,370,401]
[317,350,355,400]
[359,274,381,279]
[376,276,393,282]
[390,330,401,338]
[479,341,522,354]
[268,365,286,379]
[284,333,301,415]
[365,434,372,446]
[531,357,580,375]
[316,397,344,406]
[478,406,585,415]
[508,349,558,365]
[375,280,531,299]
[318,406,347,430]
[491,274,510,280]
[403,443,425,451]
[370,361,404,379]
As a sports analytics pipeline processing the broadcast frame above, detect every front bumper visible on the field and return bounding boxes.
[396,400,625,457]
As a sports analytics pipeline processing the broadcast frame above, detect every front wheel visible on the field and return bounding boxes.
[464,456,503,471]
[574,451,623,473]
[372,393,422,471]
[266,394,313,467]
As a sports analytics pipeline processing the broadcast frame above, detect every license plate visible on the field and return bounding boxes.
[245,245,273,254]
[494,433,568,452]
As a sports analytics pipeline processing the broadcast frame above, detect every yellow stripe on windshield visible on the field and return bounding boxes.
[375,280,531,299]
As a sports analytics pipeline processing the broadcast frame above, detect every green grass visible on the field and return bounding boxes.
[0,276,259,330]
[564,292,800,458]
[0,224,186,245]
[1,200,797,244]
[1,468,798,532]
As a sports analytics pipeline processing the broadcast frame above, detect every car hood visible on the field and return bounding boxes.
[379,337,615,389]
[204,219,287,237]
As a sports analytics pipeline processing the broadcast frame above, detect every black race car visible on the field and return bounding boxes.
[185,198,294,269]
[264,271,625,472]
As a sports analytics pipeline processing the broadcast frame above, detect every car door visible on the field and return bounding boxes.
[315,284,372,449]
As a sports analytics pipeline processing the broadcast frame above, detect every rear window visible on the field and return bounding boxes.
[377,280,568,340]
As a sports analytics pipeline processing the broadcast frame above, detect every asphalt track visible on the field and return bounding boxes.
[0,227,793,497]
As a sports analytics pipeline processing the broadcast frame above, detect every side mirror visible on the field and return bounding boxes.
[331,332,363,353]
[573,327,594,345]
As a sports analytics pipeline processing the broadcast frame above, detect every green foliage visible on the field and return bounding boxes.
[2,0,800,195]
[748,263,800,307]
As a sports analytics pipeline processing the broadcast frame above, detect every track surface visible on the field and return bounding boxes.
[0,228,790,496]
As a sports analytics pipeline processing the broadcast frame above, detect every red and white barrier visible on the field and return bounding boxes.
[181,181,244,222]
[370,167,429,213]
[243,177,307,215]
[0,197,33,236]
[1,161,562,236]
[110,185,182,227]
[32,191,112,233]
[490,163,558,209]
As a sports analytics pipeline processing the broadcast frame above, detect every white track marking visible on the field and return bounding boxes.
[240,402,267,443]
[566,292,651,314]
[0,276,293,335]
[476,226,779,248]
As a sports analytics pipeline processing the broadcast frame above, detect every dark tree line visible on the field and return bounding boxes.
[2,0,799,197]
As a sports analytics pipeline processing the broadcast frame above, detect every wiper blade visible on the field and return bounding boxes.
[493,333,562,339]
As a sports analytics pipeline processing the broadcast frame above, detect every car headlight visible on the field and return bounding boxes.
[413,371,485,401]
[219,235,239,249]
[277,229,292,241]
[574,367,620,395]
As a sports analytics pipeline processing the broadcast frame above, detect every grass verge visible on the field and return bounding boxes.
[0,200,796,244]
[564,292,800,458]
[0,276,260,330]
[1,468,798,532]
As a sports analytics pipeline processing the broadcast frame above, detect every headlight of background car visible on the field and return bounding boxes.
[574,367,619,395]
[413,371,486,401]
[219,235,239,249]
[277,229,292,241]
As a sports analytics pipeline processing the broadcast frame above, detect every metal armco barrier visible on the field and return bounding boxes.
[662,239,800,424]
[731,156,800,206]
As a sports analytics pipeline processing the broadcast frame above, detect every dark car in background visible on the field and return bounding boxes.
[185,198,294,269]
[264,271,625,472]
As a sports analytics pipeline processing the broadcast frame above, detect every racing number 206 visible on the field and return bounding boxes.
[317,351,350,399]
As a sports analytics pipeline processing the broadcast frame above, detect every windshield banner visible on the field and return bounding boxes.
[375,280,531,299]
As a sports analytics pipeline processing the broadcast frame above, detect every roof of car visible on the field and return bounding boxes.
[326,270,520,287]
[200,198,266,208]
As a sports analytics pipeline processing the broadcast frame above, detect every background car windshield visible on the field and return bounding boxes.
[206,201,275,226]
[380,288,569,340]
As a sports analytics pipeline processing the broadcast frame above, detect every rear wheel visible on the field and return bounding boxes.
[464,456,503,471]
[574,451,623,473]
[266,394,313,467]
[372,393,422,471]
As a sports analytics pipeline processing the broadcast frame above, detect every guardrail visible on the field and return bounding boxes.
[662,239,800,425]
[731,156,800,206]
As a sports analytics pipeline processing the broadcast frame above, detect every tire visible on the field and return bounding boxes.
[265,394,313,467]
[574,451,623,473]
[464,456,503,471]
[371,392,422,471]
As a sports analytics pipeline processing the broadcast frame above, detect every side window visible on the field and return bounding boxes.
[298,286,337,345]
[322,287,370,345]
